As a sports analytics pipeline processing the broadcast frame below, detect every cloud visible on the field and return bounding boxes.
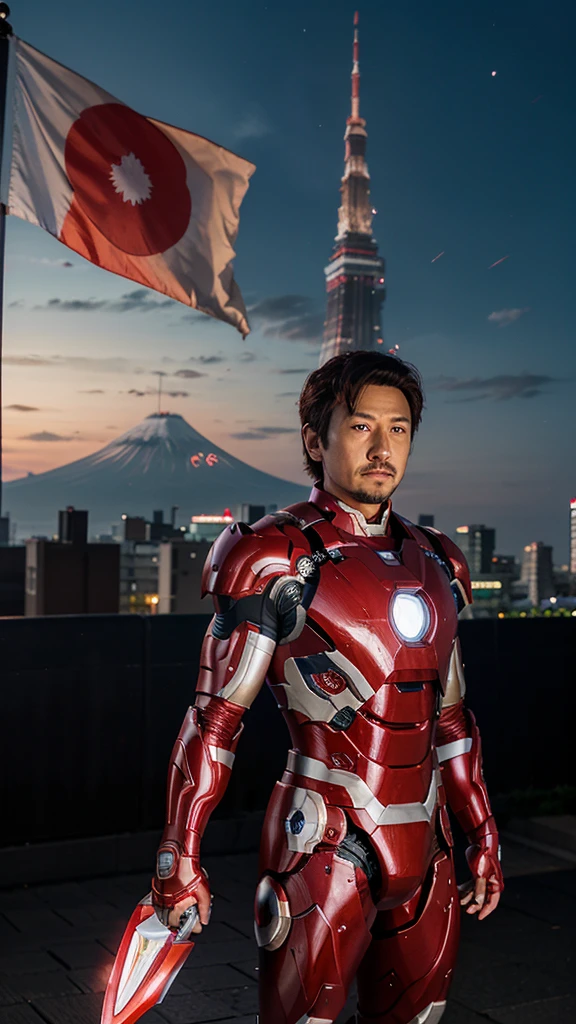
[238,350,256,363]
[78,389,106,394]
[276,391,299,397]
[233,107,272,141]
[24,256,75,269]
[230,425,299,441]
[188,354,225,365]
[277,367,310,375]
[432,373,558,401]
[5,353,145,374]
[487,308,530,327]
[35,288,174,314]
[4,355,52,366]
[181,310,219,326]
[19,430,78,442]
[5,404,40,412]
[173,368,206,379]
[127,389,147,397]
[166,390,189,398]
[248,295,324,344]
[8,299,24,308]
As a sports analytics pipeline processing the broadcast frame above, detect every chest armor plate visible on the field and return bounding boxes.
[268,532,458,728]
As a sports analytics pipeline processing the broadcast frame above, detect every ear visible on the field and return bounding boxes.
[302,424,323,465]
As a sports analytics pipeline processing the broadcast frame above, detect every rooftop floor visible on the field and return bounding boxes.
[0,837,573,1024]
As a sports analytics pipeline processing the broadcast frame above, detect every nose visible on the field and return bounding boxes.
[367,430,391,462]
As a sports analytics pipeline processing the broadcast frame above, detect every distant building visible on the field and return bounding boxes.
[468,575,510,618]
[149,509,182,542]
[521,541,555,606]
[418,514,435,529]
[158,540,212,614]
[240,504,266,524]
[0,514,10,546]
[454,524,496,574]
[25,507,119,616]
[120,541,160,614]
[319,13,385,365]
[122,516,148,542]
[490,554,519,580]
[187,511,234,544]
[0,546,25,616]
[565,499,569,581]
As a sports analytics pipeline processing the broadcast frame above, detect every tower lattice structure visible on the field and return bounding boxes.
[319,12,385,367]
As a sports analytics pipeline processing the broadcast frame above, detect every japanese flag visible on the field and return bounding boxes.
[8,39,255,336]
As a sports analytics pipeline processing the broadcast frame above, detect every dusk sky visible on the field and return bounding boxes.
[2,0,575,558]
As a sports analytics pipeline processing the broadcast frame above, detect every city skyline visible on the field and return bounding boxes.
[2,0,575,559]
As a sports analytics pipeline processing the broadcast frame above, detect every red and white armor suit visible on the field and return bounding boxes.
[152,486,503,1024]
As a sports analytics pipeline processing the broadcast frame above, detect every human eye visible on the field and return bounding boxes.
[391,425,407,434]
[352,423,369,431]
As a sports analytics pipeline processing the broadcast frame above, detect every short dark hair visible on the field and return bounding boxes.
[299,350,425,480]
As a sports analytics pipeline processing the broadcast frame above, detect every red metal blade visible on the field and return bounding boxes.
[101,895,194,1024]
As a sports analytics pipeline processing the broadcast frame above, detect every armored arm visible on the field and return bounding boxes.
[432,531,504,908]
[152,519,302,923]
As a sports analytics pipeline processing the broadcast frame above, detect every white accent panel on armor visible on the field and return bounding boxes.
[408,1001,447,1023]
[325,650,374,701]
[295,1017,333,1024]
[436,737,472,763]
[287,751,439,826]
[284,788,327,854]
[208,745,235,768]
[218,631,275,706]
[282,649,374,724]
[250,556,291,576]
[442,639,466,704]
[254,876,291,951]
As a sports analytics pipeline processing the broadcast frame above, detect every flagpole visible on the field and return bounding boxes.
[0,3,12,532]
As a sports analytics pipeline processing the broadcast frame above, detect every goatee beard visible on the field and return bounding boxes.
[349,485,395,506]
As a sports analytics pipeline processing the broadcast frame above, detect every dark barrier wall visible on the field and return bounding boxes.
[2,615,575,847]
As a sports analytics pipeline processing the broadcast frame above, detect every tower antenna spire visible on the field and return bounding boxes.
[351,10,360,121]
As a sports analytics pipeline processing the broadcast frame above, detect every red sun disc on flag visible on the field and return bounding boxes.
[64,103,191,256]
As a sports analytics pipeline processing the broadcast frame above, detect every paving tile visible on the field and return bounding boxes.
[155,990,240,1023]
[2,909,75,941]
[3,972,81,1001]
[0,1008,46,1024]
[0,919,19,942]
[486,994,576,1023]
[229,959,258,984]
[527,869,576,899]
[47,940,114,970]
[178,939,253,970]
[443,999,494,1022]
[31,992,106,1024]
[0,892,39,912]
[32,883,96,908]
[0,986,19,1010]
[451,957,570,1013]
[51,903,122,928]
[66,964,112,995]
[500,875,576,927]
[0,951,60,975]
[179,964,257,991]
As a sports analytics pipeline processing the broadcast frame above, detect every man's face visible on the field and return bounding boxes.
[303,384,412,512]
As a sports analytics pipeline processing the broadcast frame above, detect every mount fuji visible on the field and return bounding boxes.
[4,413,311,538]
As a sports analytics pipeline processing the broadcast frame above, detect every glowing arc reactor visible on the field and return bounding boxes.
[390,591,430,643]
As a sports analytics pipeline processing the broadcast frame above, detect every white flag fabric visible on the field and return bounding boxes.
[8,38,255,336]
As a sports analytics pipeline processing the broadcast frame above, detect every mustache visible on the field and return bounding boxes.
[360,462,396,475]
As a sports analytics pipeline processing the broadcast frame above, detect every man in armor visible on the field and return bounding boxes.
[110,351,503,1024]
